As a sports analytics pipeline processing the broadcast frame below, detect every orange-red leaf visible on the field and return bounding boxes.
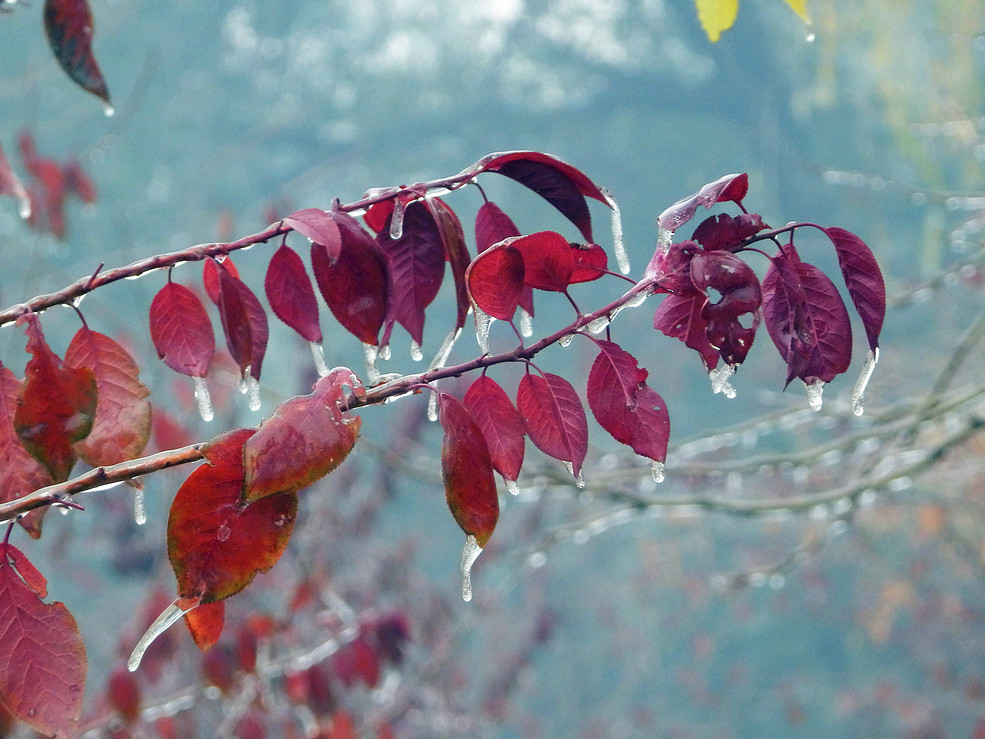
[65,327,151,467]
[184,600,225,652]
[15,315,97,482]
[167,428,297,604]
[0,543,87,737]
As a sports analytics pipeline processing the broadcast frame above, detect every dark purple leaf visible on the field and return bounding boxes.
[690,251,761,366]
[653,289,719,371]
[657,173,748,233]
[692,213,765,251]
[428,197,471,331]
[822,226,886,351]
[216,265,268,381]
[43,0,111,107]
[283,209,342,262]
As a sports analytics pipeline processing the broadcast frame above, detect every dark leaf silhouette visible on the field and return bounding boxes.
[692,212,765,251]
[466,242,525,321]
[438,393,499,547]
[43,0,111,107]
[0,542,86,737]
[167,428,298,604]
[265,244,323,343]
[657,173,748,233]
[463,375,525,484]
[149,280,215,377]
[283,208,341,262]
[428,197,471,331]
[587,340,670,463]
[822,226,886,351]
[690,251,761,366]
[517,371,588,478]
[512,231,574,292]
[15,315,97,482]
[62,159,96,204]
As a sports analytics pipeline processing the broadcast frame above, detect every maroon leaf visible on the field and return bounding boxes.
[657,173,749,233]
[377,200,446,346]
[465,242,525,321]
[202,256,240,305]
[149,280,215,377]
[822,226,886,351]
[0,142,30,218]
[463,375,525,483]
[106,667,141,724]
[692,213,765,251]
[653,290,720,371]
[43,0,111,107]
[311,211,389,346]
[216,264,269,381]
[516,372,588,478]
[265,244,323,343]
[690,251,761,366]
[428,197,471,331]
[587,341,670,463]
[438,392,499,547]
[474,202,534,316]
[645,239,702,294]
[283,208,342,262]
[762,246,852,386]
[512,231,575,292]
[15,315,97,482]
[569,242,608,284]
[0,543,87,737]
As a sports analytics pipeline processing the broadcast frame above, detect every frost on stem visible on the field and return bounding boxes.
[804,380,824,412]
[309,341,329,377]
[193,376,214,422]
[128,598,192,671]
[461,534,483,602]
[709,364,737,399]
[851,348,879,416]
[601,186,630,275]
[473,307,494,354]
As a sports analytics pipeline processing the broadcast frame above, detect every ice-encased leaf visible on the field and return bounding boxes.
[167,428,298,604]
[64,327,152,467]
[516,372,588,477]
[657,173,748,233]
[283,208,341,262]
[821,226,886,351]
[265,243,323,343]
[587,340,670,463]
[43,0,111,108]
[465,241,525,321]
[438,393,499,547]
[512,231,575,292]
[463,375,525,484]
[242,370,361,504]
[0,543,87,737]
[149,280,215,377]
[428,197,472,331]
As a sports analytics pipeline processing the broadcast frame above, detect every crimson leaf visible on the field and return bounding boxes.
[653,289,720,371]
[0,365,51,538]
[216,264,269,381]
[265,244,323,343]
[474,202,534,316]
[283,208,342,262]
[149,280,215,377]
[465,241,525,321]
[692,213,765,251]
[512,231,574,292]
[463,375,525,484]
[516,371,588,478]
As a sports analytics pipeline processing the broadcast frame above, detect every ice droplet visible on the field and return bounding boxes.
[217,523,231,542]
[128,599,189,671]
[241,374,261,411]
[625,291,648,308]
[602,187,630,274]
[17,195,31,220]
[309,341,329,377]
[559,334,574,347]
[804,380,824,412]
[561,460,583,485]
[518,307,533,338]
[461,535,482,602]
[429,328,460,371]
[709,364,737,398]
[586,315,610,335]
[380,343,391,361]
[71,293,86,308]
[805,30,816,43]
[851,348,878,416]
[474,307,494,354]
[133,487,146,526]
[409,340,423,362]
[427,391,439,422]
[193,376,214,422]
[651,460,665,483]
[505,478,520,496]
[104,102,115,117]
[389,198,406,240]
[363,343,381,384]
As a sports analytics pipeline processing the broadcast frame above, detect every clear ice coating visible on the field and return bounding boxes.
[804,380,824,412]
[409,340,424,362]
[389,198,406,240]
[851,348,879,416]
[363,342,381,384]
[651,460,665,483]
[128,599,189,671]
[461,534,483,602]
[427,391,439,422]
[474,307,494,354]
[104,102,115,117]
[133,487,147,526]
[429,328,461,371]
[559,333,574,347]
[505,478,520,496]
[601,186,630,274]
[193,376,214,422]
[518,308,533,338]
[586,315,610,335]
[709,364,737,398]
[657,226,674,256]
[309,341,329,377]
[243,374,261,411]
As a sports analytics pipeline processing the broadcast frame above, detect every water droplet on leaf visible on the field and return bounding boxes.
[217,523,231,542]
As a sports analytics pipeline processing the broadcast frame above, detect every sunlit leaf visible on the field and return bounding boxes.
[694,0,739,43]
[43,0,111,107]
[516,372,588,477]
[149,280,215,377]
[184,601,225,653]
[569,242,608,284]
[784,0,810,23]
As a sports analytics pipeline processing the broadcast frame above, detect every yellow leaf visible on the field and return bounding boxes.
[694,0,739,43]
[782,0,810,23]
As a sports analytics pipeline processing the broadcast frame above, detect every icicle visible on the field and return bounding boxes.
[429,328,460,371]
[460,535,482,602]
[559,333,574,348]
[651,460,665,483]
[505,478,520,496]
[128,599,191,672]
[427,391,439,422]
[657,226,674,256]
[409,340,423,362]
[389,199,406,240]
[601,187,630,274]
[17,194,31,220]
[518,307,533,338]
[133,487,147,526]
[71,293,86,308]
[474,308,494,354]
[363,343,381,384]
[309,341,329,377]
[574,470,585,488]
[380,343,391,361]
[586,315,610,335]
[561,460,583,486]
[241,374,261,411]
[625,291,648,308]
[193,376,214,422]
[851,348,878,416]
[709,364,737,398]
[804,380,824,412]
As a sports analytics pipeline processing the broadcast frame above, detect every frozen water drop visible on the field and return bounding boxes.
[193,376,213,422]
[133,487,146,526]
[128,599,189,672]
[851,348,878,416]
[363,343,381,384]
[651,460,665,483]
[804,380,824,411]
[518,307,533,338]
[474,308,494,354]
[586,315,610,334]
[625,291,648,308]
[559,334,574,348]
[409,340,423,362]
[574,470,585,488]
[389,198,406,240]
[17,195,31,220]
[309,341,329,377]
[709,364,737,398]
[244,375,261,411]
[104,102,115,117]
[427,391,439,422]
[217,523,231,542]
[380,343,391,361]
[505,478,520,496]
[602,187,630,274]
[71,293,86,308]
[805,30,816,42]
[461,535,482,602]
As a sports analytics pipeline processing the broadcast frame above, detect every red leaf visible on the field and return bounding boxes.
[569,242,608,284]
[64,327,152,467]
[62,159,96,204]
[363,199,394,235]
[43,0,111,107]
[653,289,720,371]
[762,246,852,386]
[149,280,216,377]
[472,151,610,242]
[822,227,886,351]
[264,244,323,343]
[516,372,588,478]
[657,173,748,233]
[690,251,761,366]
[216,265,269,381]
[0,364,53,538]
[15,315,97,482]
[311,211,389,346]
[692,212,764,251]
[512,231,574,292]
[587,341,670,463]
[242,369,361,504]
[377,200,446,346]
[283,208,342,262]
[0,543,87,737]
[331,637,380,689]
[428,197,471,331]
[167,428,298,603]
[475,201,520,252]
[463,375,525,483]
[0,142,30,219]
[465,242,525,321]
[107,667,141,724]
[184,600,225,652]
[438,393,499,547]
[203,256,240,304]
